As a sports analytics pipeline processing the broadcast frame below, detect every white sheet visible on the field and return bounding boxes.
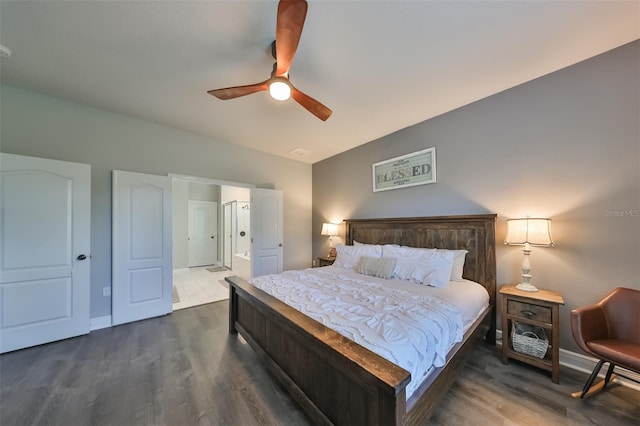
[249,266,489,399]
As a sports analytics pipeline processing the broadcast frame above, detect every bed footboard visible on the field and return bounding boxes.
[227,275,410,426]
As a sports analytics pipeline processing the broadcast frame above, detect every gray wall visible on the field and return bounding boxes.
[312,41,639,353]
[1,84,312,319]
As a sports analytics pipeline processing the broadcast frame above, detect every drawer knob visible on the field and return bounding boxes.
[521,309,536,317]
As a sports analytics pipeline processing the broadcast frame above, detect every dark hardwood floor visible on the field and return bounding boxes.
[1,301,638,426]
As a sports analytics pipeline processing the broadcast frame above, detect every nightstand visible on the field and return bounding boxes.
[317,256,335,267]
[500,285,565,383]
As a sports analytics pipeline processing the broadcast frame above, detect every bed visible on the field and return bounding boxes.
[226,214,496,425]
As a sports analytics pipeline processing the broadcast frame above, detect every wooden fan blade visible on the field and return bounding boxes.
[207,80,270,100]
[275,0,308,76]
[290,85,332,121]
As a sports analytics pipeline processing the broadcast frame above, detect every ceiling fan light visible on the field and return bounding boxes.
[269,80,291,101]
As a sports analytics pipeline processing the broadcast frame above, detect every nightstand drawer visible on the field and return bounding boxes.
[507,300,551,323]
[317,257,335,267]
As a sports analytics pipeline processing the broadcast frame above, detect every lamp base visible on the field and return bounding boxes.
[516,283,539,292]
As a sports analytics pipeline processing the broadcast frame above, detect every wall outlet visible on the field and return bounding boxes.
[312,259,317,267]
[103,286,111,297]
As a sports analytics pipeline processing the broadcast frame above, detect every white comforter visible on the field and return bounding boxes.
[249,266,480,398]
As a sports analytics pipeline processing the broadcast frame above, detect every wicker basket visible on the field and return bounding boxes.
[512,322,548,359]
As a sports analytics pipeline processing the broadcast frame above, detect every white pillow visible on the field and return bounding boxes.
[382,245,436,281]
[382,245,455,288]
[437,249,468,281]
[356,256,396,279]
[420,250,455,288]
[333,244,382,269]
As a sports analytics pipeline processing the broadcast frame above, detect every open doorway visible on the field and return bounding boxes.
[170,174,254,310]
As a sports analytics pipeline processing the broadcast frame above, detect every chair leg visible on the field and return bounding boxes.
[580,360,605,399]
[602,363,616,389]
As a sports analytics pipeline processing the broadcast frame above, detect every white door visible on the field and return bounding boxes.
[251,188,283,277]
[188,201,218,267]
[0,153,91,353]
[112,170,172,326]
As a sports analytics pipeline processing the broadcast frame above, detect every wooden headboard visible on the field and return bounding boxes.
[345,214,497,341]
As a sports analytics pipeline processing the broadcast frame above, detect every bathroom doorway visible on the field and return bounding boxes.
[169,174,282,310]
[171,175,253,310]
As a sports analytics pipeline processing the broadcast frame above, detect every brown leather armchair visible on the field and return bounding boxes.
[570,287,640,398]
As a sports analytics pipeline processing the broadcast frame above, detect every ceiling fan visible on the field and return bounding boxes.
[207,0,332,121]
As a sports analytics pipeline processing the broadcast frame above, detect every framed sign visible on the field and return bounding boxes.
[372,147,436,192]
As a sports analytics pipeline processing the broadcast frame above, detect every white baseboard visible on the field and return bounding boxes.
[90,315,112,331]
[496,329,639,390]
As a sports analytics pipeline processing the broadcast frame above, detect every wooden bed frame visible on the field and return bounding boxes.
[226,214,496,425]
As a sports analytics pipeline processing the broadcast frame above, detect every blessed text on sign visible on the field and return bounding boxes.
[372,148,436,192]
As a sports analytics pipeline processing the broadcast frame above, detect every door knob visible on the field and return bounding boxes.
[77,254,87,261]
[211,236,214,239]
[278,243,283,247]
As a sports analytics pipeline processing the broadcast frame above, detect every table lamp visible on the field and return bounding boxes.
[321,223,339,258]
[504,217,555,292]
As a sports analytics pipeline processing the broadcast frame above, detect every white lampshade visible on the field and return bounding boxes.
[269,79,291,101]
[505,217,554,292]
[321,222,339,258]
[320,223,338,236]
[505,218,554,247]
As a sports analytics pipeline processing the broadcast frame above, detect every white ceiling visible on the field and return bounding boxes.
[1,1,638,164]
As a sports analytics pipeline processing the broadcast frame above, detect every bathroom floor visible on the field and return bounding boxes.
[172,266,233,311]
